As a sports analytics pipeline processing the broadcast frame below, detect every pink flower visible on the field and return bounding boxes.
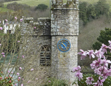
[15,17,17,20]
[1,52,5,55]
[78,49,87,60]
[31,68,34,71]
[95,49,105,58]
[15,83,17,86]
[17,73,20,76]
[5,19,8,22]
[87,50,95,59]
[100,44,108,53]
[22,55,24,58]
[17,41,20,42]
[93,77,105,86]
[35,78,38,80]
[19,67,22,70]
[0,27,3,30]
[75,72,83,81]
[0,21,1,23]
[21,84,23,86]
[3,55,5,57]
[72,66,81,72]
[18,77,21,79]
[0,44,1,46]
[86,77,94,85]
[101,59,111,67]
[28,80,31,83]
[108,40,111,47]
[20,18,23,22]
[90,58,101,69]
[48,80,51,82]
[8,71,10,73]
[34,27,36,29]
[108,40,111,51]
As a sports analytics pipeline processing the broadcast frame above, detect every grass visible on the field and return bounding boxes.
[0,4,13,12]
[4,0,50,7]
[0,7,12,12]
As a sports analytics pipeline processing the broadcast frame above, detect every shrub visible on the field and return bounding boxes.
[73,40,111,86]
[35,4,48,11]
[44,78,68,86]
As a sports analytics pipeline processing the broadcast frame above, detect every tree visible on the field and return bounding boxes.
[95,0,109,18]
[35,4,48,11]
[92,28,111,57]
[79,2,88,25]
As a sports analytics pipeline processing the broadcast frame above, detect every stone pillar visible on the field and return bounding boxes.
[51,0,79,86]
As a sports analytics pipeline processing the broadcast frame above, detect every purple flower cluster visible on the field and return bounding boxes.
[73,40,111,86]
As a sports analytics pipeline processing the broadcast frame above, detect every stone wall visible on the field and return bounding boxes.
[51,0,79,86]
[51,9,79,35]
[20,18,51,86]
[19,0,79,86]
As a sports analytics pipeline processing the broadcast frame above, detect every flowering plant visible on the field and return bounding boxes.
[0,71,13,86]
[72,40,111,86]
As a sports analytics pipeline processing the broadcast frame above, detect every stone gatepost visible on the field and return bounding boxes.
[51,0,79,86]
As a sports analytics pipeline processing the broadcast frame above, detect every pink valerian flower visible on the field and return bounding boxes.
[17,41,20,42]
[1,52,5,55]
[15,17,17,20]
[3,55,5,57]
[48,80,51,82]
[72,66,81,72]
[90,58,102,69]
[0,27,3,30]
[6,23,9,26]
[18,77,21,79]
[31,68,34,71]
[28,80,31,83]
[35,78,38,80]
[108,40,111,51]
[86,77,94,85]
[21,84,23,86]
[17,73,20,76]
[93,77,105,86]
[101,59,111,67]
[108,40,111,47]
[75,72,83,81]
[5,19,8,22]
[20,18,23,22]
[94,66,108,76]
[87,50,95,59]
[78,49,87,60]
[34,27,36,29]
[95,49,105,58]
[15,83,17,86]
[19,67,22,70]
[22,55,25,58]
[100,44,108,53]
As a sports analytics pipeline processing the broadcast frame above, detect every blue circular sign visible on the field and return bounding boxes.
[57,39,71,52]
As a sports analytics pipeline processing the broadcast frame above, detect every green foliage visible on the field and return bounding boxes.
[44,78,68,86]
[79,0,110,26]
[0,72,13,86]
[35,4,48,11]
[95,0,110,18]
[7,2,31,11]
[92,28,111,57]
[93,28,111,49]
[92,42,101,50]
[77,74,111,86]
